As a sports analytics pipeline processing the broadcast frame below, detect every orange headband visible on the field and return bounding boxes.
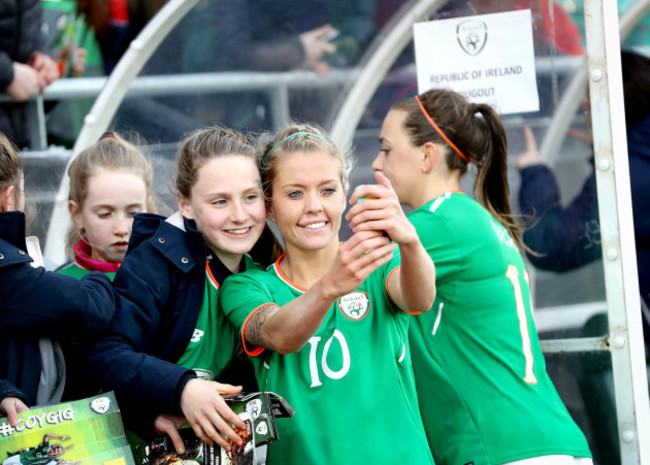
[414,95,470,164]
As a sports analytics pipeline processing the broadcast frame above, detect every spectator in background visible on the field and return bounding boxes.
[210,0,337,75]
[78,0,131,74]
[88,0,350,139]
[126,0,344,75]
[0,0,60,148]
[517,50,650,317]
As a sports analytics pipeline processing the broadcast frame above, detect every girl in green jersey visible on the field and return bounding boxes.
[220,123,436,465]
[373,88,592,465]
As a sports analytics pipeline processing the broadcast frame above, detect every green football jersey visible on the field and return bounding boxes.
[221,257,434,465]
[176,263,240,380]
[408,192,591,465]
[178,255,262,380]
[58,261,116,280]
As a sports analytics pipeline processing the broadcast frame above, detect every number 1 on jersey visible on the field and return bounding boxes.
[506,265,538,385]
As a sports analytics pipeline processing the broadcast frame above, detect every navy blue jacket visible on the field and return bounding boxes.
[519,114,650,320]
[519,162,601,272]
[0,211,115,406]
[88,213,208,435]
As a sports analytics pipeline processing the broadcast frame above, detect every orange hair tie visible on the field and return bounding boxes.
[414,95,470,164]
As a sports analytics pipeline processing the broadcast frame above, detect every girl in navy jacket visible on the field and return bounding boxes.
[88,127,280,453]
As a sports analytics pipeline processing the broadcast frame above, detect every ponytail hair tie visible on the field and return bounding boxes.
[415,95,470,164]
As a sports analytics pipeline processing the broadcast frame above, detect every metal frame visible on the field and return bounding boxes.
[585,0,650,461]
[25,95,47,150]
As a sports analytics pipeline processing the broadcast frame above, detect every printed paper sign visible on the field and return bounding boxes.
[414,9,539,114]
[0,392,135,465]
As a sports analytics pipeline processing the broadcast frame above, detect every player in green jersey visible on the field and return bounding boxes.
[220,123,436,465]
[372,88,593,465]
[4,434,79,465]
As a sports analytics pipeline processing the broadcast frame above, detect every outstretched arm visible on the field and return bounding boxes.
[61,443,74,454]
[516,127,601,270]
[244,231,395,354]
[43,434,70,442]
[347,171,435,313]
[0,263,115,336]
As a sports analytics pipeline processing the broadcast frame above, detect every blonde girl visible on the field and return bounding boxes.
[56,132,155,402]
[59,132,156,279]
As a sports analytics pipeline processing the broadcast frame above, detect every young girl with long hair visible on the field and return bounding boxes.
[220,124,436,465]
[89,127,279,453]
[59,132,156,279]
[57,133,155,402]
[0,133,115,414]
[372,88,592,465]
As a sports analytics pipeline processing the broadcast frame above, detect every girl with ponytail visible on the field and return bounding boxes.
[372,88,592,465]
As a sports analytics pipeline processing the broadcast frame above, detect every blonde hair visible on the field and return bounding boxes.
[261,123,354,197]
[0,133,23,208]
[66,132,155,251]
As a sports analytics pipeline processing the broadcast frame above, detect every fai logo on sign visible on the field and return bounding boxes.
[457,19,488,56]
[90,396,111,414]
[338,292,370,320]
[256,422,269,435]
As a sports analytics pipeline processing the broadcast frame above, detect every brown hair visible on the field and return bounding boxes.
[392,89,524,252]
[67,132,156,251]
[175,126,282,266]
[0,132,24,209]
[261,123,354,197]
[175,126,259,198]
